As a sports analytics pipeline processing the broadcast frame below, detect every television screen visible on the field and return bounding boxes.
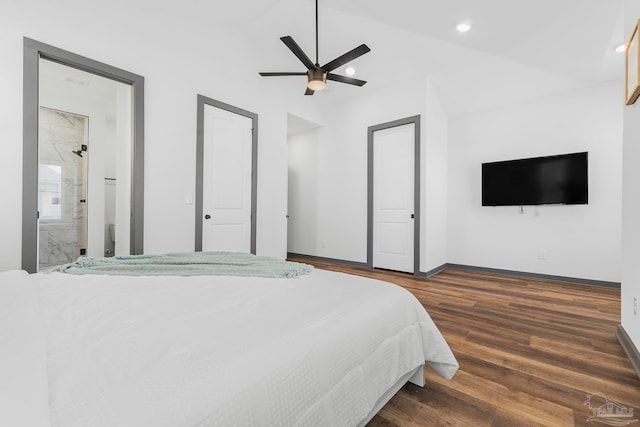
[482,152,588,206]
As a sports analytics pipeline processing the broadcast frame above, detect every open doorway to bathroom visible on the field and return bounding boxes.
[22,38,144,273]
[36,56,132,270]
[23,39,145,273]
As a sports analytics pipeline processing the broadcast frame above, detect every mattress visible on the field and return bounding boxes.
[0,267,458,426]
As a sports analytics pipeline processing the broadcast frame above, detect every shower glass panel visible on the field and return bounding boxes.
[38,107,88,270]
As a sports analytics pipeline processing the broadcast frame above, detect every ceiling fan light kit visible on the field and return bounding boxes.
[259,0,370,95]
[307,69,327,91]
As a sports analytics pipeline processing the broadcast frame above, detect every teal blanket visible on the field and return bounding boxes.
[52,252,313,278]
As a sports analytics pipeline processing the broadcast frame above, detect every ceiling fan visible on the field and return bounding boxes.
[259,0,370,95]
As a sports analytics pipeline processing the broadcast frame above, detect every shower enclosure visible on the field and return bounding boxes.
[38,107,88,270]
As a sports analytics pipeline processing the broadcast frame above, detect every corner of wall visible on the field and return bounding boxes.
[420,77,449,272]
[621,0,640,360]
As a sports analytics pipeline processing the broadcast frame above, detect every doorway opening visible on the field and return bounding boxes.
[22,38,144,273]
[286,113,322,256]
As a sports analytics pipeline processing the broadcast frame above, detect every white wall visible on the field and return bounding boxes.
[621,0,640,352]
[423,79,449,271]
[0,1,323,270]
[2,2,626,288]
[447,80,623,282]
[286,75,449,273]
[287,128,320,255]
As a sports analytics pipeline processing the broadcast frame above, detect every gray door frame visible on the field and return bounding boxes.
[367,115,421,275]
[22,37,145,273]
[195,95,258,254]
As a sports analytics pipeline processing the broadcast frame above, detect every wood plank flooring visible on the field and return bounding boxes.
[289,258,640,427]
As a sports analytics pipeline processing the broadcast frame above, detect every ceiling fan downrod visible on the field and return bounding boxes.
[315,0,319,66]
[258,0,371,95]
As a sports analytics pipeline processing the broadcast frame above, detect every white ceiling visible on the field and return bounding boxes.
[72,0,628,115]
[230,0,625,114]
[287,113,322,136]
[39,59,125,122]
[321,0,624,83]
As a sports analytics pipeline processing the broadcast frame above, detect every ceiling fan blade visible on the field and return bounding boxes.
[280,36,315,70]
[326,73,367,86]
[321,44,370,72]
[259,72,308,76]
[305,88,315,96]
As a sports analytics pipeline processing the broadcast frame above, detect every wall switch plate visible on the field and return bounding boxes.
[185,193,193,205]
[634,297,638,316]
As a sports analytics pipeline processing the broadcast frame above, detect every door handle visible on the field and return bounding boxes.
[204,214,211,220]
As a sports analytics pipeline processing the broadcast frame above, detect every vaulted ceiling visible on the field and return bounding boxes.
[98,0,629,114]
[257,0,624,113]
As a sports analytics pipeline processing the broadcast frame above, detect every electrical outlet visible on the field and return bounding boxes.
[538,250,547,260]
[634,296,638,317]
[321,240,326,248]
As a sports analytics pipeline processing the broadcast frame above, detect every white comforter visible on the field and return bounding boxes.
[0,268,458,427]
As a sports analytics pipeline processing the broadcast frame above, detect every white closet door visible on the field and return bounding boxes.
[373,123,415,273]
[202,104,252,253]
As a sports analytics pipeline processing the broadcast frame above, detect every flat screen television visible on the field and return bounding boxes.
[482,152,588,206]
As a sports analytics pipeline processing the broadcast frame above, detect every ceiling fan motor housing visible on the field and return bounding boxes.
[308,68,326,83]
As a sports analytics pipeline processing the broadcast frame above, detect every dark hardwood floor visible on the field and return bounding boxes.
[289,257,640,427]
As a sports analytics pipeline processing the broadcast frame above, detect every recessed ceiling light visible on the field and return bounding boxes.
[456,22,471,33]
[345,67,355,76]
[614,43,626,53]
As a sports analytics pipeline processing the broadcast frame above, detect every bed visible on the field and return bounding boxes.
[0,253,458,426]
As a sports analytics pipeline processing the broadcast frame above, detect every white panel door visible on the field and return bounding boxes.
[373,123,415,273]
[202,104,252,253]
